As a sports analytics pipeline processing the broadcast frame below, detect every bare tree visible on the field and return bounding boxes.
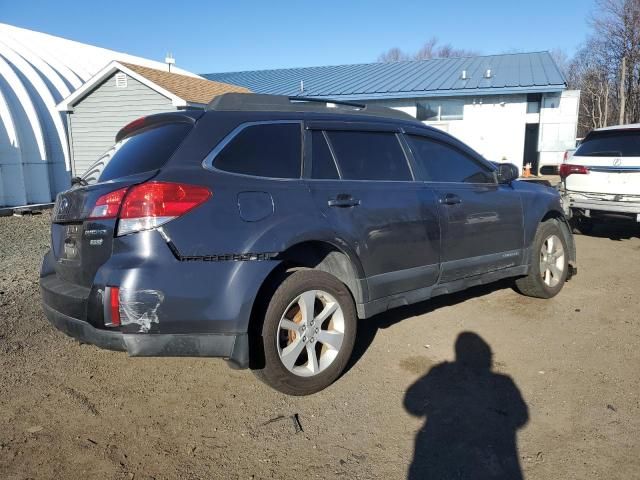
[377,47,410,63]
[377,37,478,63]
[571,0,640,134]
[550,48,571,79]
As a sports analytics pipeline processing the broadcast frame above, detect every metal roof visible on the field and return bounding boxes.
[203,52,566,101]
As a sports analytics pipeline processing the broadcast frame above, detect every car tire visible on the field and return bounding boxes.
[570,215,594,235]
[253,269,357,395]
[515,219,569,299]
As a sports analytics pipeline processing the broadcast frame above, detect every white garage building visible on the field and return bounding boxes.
[205,52,579,175]
[0,23,200,208]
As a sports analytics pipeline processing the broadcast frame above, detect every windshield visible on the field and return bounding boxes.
[574,130,640,157]
[81,123,193,184]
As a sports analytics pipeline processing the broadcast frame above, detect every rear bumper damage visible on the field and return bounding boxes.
[41,302,250,368]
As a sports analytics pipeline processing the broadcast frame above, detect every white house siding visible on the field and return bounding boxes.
[69,72,173,175]
[371,91,579,173]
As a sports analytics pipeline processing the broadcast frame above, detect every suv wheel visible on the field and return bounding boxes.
[254,270,357,395]
[515,220,569,299]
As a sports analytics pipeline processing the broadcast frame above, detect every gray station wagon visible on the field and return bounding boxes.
[40,94,577,395]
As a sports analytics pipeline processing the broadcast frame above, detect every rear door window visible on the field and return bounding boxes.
[311,130,339,179]
[214,123,302,178]
[407,135,495,183]
[575,130,640,157]
[82,123,193,184]
[325,130,411,181]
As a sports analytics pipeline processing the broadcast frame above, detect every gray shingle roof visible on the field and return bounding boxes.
[203,52,566,101]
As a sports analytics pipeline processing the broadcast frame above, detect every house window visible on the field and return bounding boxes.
[417,98,464,121]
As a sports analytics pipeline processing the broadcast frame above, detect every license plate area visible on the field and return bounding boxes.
[59,224,82,263]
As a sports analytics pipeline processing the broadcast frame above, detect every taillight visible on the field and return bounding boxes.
[117,182,211,236]
[88,187,128,219]
[107,286,121,327]
[559,164,589,179]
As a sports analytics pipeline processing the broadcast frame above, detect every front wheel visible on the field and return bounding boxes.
[515,220,569,299]
[253,270,357,395]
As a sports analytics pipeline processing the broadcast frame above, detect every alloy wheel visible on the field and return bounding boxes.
[276,290,345,377]
[540,234,565,288]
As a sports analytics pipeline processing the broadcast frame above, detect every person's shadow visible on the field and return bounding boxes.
[404,332,528,480]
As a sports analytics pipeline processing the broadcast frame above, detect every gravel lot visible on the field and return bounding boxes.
[1,212,639,479]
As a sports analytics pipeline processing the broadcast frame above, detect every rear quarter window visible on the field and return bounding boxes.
[83,123,193,184]
[575,130,640,157]
[213,123,302,179]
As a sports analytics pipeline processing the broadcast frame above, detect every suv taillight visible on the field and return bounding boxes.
[88,182,211,236]
[559,164,589,179]
[88,187,128,219]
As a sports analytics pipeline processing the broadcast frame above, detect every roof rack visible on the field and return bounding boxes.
[206,93,416,122]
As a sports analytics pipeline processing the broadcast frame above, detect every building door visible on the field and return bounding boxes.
[524,123,540,174]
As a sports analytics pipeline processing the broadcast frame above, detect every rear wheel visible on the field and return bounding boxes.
[253,270,357,395]
[515,220,569,299]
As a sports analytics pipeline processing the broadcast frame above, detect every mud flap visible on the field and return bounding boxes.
[557,217,578,279]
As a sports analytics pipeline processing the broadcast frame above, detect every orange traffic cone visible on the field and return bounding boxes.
[523,163,532,178]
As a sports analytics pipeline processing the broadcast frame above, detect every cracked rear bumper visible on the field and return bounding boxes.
[42,302,250,368]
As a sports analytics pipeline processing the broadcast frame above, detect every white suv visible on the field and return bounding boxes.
[560,124,640,233]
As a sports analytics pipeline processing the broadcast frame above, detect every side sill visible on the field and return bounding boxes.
[356,265,529,319]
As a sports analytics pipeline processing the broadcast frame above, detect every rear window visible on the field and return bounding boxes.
[213,123,302,178]
[311,130,339,180]
[325,131,411,181]
[575,130,640,157]
[83,123,192,184]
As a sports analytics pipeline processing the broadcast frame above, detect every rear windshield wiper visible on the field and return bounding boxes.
[70,176,88,187]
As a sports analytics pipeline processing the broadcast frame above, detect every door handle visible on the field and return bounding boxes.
[440,193,462,205]
[328,195,361,208]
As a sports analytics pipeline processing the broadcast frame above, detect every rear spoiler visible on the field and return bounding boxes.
[115,111,203,143]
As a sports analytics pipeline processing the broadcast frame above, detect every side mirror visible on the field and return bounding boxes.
[496,163,519,184]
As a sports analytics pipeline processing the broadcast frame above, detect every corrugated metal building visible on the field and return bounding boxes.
[0,23,206,208]
[57,62,249,177]
[205,52,580,173]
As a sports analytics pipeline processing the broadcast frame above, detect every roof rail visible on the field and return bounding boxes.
[206,93,416,121]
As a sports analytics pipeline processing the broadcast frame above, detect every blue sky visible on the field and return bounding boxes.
[1,0,595,74]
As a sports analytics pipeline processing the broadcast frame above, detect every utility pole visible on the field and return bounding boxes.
[619,56,626,125]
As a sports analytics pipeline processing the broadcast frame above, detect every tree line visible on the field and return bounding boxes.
[567,0,640,136]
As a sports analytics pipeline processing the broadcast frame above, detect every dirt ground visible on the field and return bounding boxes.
[0,211,639,480]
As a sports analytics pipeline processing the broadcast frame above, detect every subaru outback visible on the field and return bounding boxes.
[40,94,577,395]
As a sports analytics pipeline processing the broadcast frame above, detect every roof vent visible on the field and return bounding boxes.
[115,72,127,88]
[484,68,492,78]
[461,70,468,80]
[165,52,175,72]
